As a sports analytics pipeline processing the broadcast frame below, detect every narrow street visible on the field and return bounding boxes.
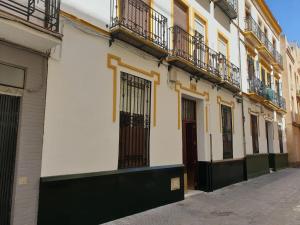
[104,168,300,225]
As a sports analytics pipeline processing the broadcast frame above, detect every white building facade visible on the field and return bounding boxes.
[35,0,288,224]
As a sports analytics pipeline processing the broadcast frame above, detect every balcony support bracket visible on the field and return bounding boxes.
[109,37,115,47]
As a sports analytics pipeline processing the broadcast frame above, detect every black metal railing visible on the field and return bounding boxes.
[245,16,283,66]
[248,77,286,110]
[0,0,60,32]
[245,16,262,42]
[224,0,238,12]
[169,26,240,89]
[218,54,241,89]
[110,0,168,50]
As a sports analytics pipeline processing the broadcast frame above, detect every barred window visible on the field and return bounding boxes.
[118,72,151,169]
[221,105,233,159]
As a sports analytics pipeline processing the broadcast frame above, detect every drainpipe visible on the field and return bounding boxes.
[236,1,248,180]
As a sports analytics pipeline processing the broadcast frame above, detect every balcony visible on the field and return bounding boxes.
[167,26,241,92]
[109,0,168,59]
[292,112,300,128]
[244,16,262,47]
[212,0,238,20]
[244,17,283,68]
[0,0,61,52]
[248,77,286,112]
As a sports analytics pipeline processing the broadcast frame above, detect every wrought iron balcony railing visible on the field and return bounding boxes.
[245,16,283,66]
[0,0,60,32]
[110,0,168,51]
[168,26,240,90]
[248,77,286,110]
[245,16,263,42]
[213,0,238,19]
[218,54,241,89]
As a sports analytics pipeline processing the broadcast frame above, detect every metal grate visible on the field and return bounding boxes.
[0,94,20,225]
[221,105,233,159]
[118,72,151,169]
[169,25,241,88]
[110,0,168,50]
[0,0,60,32]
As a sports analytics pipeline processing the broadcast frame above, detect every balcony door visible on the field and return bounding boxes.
[120,0,151,38]
[173,0,189,60]
[251,115,259,154]
[194,17,206,67]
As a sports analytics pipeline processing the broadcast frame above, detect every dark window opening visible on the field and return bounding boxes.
[221,105,233,159]
[118,72,151,169]
[251,114,259,154]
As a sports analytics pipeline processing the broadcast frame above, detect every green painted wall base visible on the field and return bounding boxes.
[269,153,288,171]
[246,154,270,179]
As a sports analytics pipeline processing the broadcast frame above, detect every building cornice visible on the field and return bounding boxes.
[254,0,282,37]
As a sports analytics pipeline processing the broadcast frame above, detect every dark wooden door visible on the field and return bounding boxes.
[0,94,20,225]
[182,98,198,190]
[251,115,259,154]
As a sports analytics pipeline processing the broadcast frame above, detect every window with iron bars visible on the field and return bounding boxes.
[118,72,151,169]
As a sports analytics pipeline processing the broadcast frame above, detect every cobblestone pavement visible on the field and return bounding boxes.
[103,168,300,225]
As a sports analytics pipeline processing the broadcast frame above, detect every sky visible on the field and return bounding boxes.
[265,0,300,43]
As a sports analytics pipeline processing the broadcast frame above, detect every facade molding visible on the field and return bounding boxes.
[175,81,209,129]
[107,53,160,127]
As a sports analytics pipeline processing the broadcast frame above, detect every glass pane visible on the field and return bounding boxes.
[0,63,25,88]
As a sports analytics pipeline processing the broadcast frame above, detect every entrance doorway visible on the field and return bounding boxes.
[182,98,198,191]
[0,94,20,225]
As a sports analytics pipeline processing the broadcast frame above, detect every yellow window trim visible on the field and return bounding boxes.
[217,96,235,133]
[248,108,260,137]
[107,53,160,127]
[175,81,209,130]
[192,9,208,45]
[217,31,230,61]
[171,0,191,33]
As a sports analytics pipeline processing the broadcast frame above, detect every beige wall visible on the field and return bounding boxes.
[281,35,300,165]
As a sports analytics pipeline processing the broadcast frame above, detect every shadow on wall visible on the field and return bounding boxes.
[214,6,231,32]
[195,0,211,13]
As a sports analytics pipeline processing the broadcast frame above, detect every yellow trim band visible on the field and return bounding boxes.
[107,54,160,127]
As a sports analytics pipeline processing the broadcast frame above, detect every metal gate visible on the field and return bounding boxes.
[0,94,20,225]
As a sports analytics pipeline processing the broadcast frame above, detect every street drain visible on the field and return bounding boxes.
[210,211,233,216]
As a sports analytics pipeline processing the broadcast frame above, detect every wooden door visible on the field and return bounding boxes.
[182,98,198,190]
[251,115,259,154]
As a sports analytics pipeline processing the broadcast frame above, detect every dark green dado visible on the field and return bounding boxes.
[246,154,270,178]
[269,153,289,171]
[38,165,184,225]
[198,159,245,192]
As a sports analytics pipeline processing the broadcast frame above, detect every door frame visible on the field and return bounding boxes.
[181,97,198,190]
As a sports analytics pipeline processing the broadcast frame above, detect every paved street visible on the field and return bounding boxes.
[104,168,300,225]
